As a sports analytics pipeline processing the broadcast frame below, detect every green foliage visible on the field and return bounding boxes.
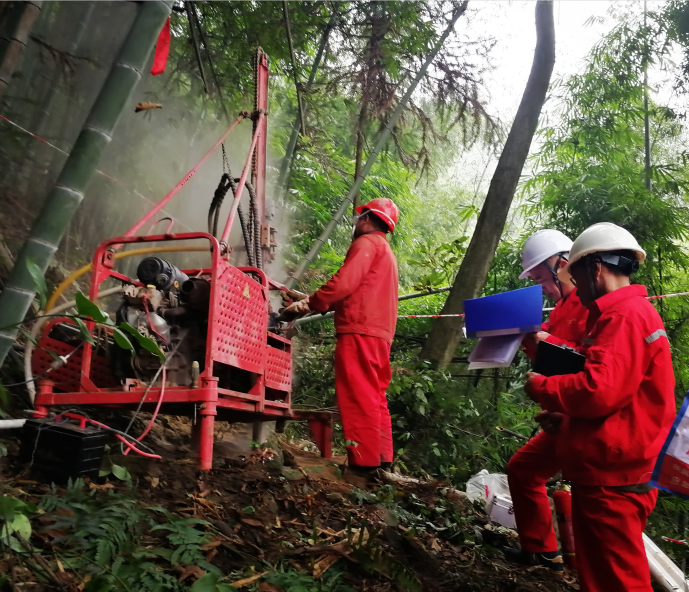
[26,257,48,309]
[150,508,218,571]
[35,481,221,592]
[191,573,234,592]
[0,496,37,553]
[71,292,165,360]
[99,461,132,481]
[119,321,166,360]
[263,566,355,592]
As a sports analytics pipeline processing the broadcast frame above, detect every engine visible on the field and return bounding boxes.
[112,257,211,386]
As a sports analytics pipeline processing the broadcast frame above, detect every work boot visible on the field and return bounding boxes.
[503,548,564,572]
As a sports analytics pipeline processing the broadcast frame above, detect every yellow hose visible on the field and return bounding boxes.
[45,246,210,312]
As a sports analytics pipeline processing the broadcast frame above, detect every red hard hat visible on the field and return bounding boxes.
[355,198,399,232]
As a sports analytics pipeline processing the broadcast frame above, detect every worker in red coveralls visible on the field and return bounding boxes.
[524,222,676,592]
[281,198,400,479]
[505,230,589,571]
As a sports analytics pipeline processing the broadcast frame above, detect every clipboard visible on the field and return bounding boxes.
[533,341,586,377]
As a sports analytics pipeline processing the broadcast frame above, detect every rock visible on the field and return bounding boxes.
[326,492,346,504]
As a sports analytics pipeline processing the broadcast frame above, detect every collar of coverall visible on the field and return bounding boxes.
[357,230,388,238]
[587,283,648,320]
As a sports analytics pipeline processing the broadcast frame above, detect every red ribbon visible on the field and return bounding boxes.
[151,17,171,76]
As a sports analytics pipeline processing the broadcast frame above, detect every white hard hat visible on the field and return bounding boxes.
[519,229,573,279]
[559,222,646,280]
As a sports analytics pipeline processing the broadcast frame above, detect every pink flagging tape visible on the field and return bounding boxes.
[397,291,689,319]
[648,291,689,300]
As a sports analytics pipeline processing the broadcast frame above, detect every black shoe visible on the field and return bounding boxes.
[346,465,380,477]
[344,465,381,485]
[503,548,564,571]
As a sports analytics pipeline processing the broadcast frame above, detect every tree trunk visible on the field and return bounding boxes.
[419,0,555,367]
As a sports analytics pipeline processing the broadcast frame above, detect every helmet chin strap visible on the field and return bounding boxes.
[545,253,565,300]
[584,256,598,301]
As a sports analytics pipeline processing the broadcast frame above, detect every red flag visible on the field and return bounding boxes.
[151,17,171,76]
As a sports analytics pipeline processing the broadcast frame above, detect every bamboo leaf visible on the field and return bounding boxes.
[26,258,48,309]
[74,317,96,346]
[118,323,166,360]
[74,293,110,324]
[111,464,131,481]
[112,327,134,352]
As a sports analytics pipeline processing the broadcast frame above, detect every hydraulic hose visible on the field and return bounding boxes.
[45,245,210,312]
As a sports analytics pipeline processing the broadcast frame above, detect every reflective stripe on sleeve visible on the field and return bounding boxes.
[645,329,668,344]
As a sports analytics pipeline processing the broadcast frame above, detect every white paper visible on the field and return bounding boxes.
[467,333,525,369]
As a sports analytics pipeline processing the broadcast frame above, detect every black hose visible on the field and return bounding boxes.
[208,174,255,267]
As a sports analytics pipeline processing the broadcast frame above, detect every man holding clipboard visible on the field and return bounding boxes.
[505,230,589,571]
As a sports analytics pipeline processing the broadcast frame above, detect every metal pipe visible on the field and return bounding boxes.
[285,2,469,288]
[221,113,265,245]
[294,286,452,326]
[0,1,173,368]
[0,1,42,103]
[0,419,27,429]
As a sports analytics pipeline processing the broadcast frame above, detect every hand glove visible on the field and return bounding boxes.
[279,289,309,307]
[278,297,312,321]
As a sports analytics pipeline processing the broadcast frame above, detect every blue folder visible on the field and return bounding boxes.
[464,285,543,338]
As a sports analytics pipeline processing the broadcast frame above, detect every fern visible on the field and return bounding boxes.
[150,510,213,567]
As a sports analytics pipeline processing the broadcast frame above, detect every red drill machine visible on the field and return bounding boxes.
[30,50,332,470]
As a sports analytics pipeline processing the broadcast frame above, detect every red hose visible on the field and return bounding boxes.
[124,367,166,455]
[57,413,162,459]
[116,434,162,459]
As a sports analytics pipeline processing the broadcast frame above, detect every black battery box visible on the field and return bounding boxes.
[533,341,586,377]
[19,419,108,485]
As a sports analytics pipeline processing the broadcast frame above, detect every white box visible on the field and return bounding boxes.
[488,492,517,530]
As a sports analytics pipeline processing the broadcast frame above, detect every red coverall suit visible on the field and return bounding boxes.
[508,291,588,554]
[527,284,676,592]
[309,231,398,467]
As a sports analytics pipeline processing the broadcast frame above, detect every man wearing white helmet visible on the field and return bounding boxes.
[525,222,676,592]
[505,229,589,572]
[519,229,588,354]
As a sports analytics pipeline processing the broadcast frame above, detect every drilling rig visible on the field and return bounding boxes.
[29,50,332,471]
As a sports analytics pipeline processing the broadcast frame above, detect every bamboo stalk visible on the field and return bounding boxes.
[285,2,469,289]
[0,1,173,367]
[282,0,306,135]
[0,1,43,103]
[274,13,335,198]
[185,1,209,95]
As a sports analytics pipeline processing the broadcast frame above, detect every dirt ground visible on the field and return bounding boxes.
[1,418,580,592]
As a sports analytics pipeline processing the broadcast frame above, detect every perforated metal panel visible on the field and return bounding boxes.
[32,337,118,392]
[265,346,292,391]
[210,260,267,374]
